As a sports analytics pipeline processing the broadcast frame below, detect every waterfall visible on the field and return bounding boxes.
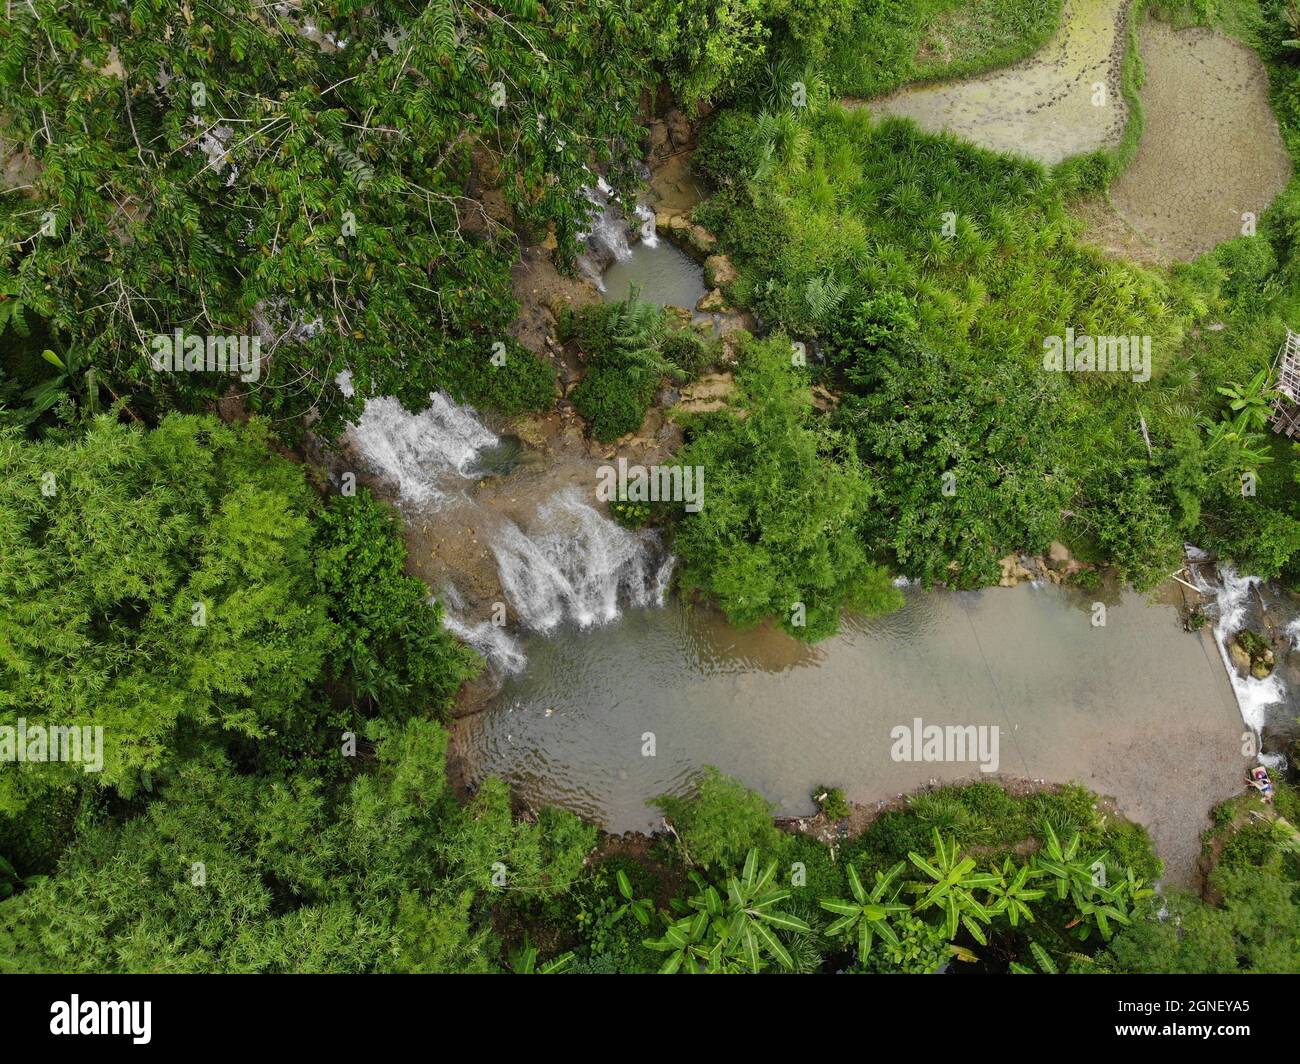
[576,177,658,289]
[442,613,529,675]
[493,488,672,633]
[1194,565,1285,735]
[341,386,498,507]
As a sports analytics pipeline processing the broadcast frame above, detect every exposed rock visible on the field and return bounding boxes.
[687,224,717,254]
[811,385,840,412]
[1228,639,1252,677]
[674,373,736,415]
[696,288,727,313]
[665,108,693,149]
[998,555,1036,588]
[1232,628,1275,678]
[704,253,739,288]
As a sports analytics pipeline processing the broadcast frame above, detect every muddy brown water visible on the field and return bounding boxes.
[453,582,1245,885]
[858,0,1130,165]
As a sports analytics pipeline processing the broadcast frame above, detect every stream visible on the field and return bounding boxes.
[337,2,1299,886]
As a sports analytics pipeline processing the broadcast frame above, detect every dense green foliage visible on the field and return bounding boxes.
[1105,782,1300,973]
[674,333,903,636]
[687,0,1300,591]
[4,0,1300,978]
[568,295,677,441]
[0,415,333,809]
[0,1,644,435]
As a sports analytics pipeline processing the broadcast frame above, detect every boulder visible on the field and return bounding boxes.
[687,224,717,254]
[1047,541,1072,569]
[1228,639,1252,676]
[696,288,727,313]
[704,253,739,288]
[665,109,693,148]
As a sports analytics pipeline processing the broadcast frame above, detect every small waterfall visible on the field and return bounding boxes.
[342,387,498,507]
[493,488,672,632]
[576,177,658,289]
[634,203,659,248]
[442,613,529,675]
[436,583,527,675]
[1194,565,1285,735]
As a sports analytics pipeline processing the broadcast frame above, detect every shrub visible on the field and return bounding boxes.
[653,766,786,871]
[313,490,481,722]
[813,785,851,821]
[694,110,764,188]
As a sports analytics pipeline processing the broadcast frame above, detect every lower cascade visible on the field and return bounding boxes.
[1194,564,1289,741]
[492,488,674,634]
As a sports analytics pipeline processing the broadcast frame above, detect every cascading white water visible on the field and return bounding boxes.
[342,388,498,507]
[1194,565,1285,734]
[493,488,673,633]
[434,583,528,675]
[576,177,658,289]
[442,613,529,675]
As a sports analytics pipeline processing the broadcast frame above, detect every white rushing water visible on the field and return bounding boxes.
[342,385,498,508]
[1194,565,1285,735]
[493,488,673,633]
[576,177,657,289]
[335,375,672,671]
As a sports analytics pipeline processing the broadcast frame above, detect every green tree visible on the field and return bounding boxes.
[674,333,903,639]
[654,766,786,870]
[0,414,335,810]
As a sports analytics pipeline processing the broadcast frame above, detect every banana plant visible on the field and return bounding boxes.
[644,848,811,974]
[819,860,910,961]
[1217,368,1276,430]
[611,869,654,928]
[1009,940,1058,975]
[984,856,1045,927]
[1032,821,1131,942]
[508,942,575,974]
[643,905,726,974]
[21,347,99,423]
[906,829,999,944]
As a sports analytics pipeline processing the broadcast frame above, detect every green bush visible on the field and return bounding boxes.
[572,363,657,441]
[653,767,787,871]
[675,333,904,639]
[813,785,852,821]
[313,490,481,722]
[694,110,764,188]
[660,328,716,379]
[569,297,672,442]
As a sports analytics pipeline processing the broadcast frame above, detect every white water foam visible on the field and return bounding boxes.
[575,178,658,288]
[442,613,529,675]
[493,488,672,633]
[1194,565,1285,734]
[343,389,497,507]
